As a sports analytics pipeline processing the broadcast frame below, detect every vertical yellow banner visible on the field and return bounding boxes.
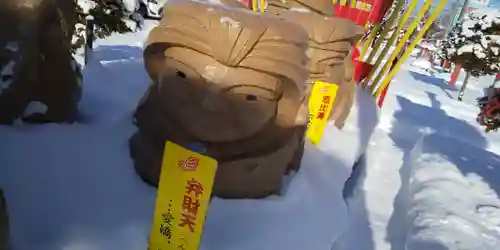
[148,142,218,250]
[306,81,339,146]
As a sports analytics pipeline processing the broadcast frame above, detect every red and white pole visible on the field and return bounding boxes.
[495,73,500,84]
[449,63,461,87]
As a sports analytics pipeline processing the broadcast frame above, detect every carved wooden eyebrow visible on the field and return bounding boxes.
[225,85,281,100]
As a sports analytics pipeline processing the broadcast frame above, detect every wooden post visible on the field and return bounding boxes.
[443,60,451,71]
[458,71,470,101]
[378,56,399,108]
[449,63,461,86]
[495,73,500,84]
[377,82,390,108]
[421,48,430,58]
[84,15,95,65]
[243,0,251,8]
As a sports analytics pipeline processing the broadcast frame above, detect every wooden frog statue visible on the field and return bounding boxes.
[130,0,310,198]
[267,0,365,128]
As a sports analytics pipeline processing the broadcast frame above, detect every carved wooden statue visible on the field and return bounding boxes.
[130,0,310,198]
[0,0,81,124]
[266,0,364,128]
[276,10,364,128]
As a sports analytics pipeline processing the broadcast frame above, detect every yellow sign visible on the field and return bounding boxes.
[148,141,218,250]
[306,81,338,146]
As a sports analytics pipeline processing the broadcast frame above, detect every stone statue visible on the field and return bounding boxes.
[218,0,364,128]
[130,0,310,198]
[266,0,364,128]
[277,11,364,128]
[0,0,81,124]
[274,11,363,173]
[212,0,361,173]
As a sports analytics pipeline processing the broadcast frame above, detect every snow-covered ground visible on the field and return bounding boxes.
[1,17,500,250]
[334,57,500,250]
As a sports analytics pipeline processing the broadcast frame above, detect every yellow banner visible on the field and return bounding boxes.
[306,81,339,146]
[148,141,218,250]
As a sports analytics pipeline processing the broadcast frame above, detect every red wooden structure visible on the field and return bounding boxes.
[333,0,394,82]
[241,0,251,8]
[243,0,396,107]
[333,0,394,107]
[333,0,390,27]
[449,63,461,87]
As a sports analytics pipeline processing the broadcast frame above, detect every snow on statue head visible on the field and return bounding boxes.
[266,0,334,16]
[0,0,81,124]
[130,0,310,198]
[264,0,363,128]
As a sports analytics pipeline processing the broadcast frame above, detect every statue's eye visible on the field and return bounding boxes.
[246,95,258,101]
[176,70,186,79]
[228,86,278,101]
[164,59,201,83]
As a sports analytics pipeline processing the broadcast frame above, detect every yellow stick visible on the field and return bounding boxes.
[354,2,371,64]
[366,0,418,93]
[374,0,449,97]
[364,0,406,65]
[350,0,357,8]
[355,5,373,46]
[359,24,381,62]
[360,0,405,89]
[340,0,348,5]
[252,0,258,11]
[259,0,266,12]
[369,0,434,95]
[333,0,338,4]
[358,1,380,60]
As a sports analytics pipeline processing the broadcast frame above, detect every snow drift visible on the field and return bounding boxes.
[406,133,500,249]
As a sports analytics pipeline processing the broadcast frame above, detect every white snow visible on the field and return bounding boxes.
[458,44,474,54]
[72,23,86,46]
[0,21,363,250]
[0,61,15,95]
[5,42,18,52]
[1,61,15,76]
[411,47,421,57]
[2,13,500,250]
[457,43,488,59]
[406,135,500,250]
[452,9,500,66]
[23,101,48,117]
[331,58,500,249]
[290,8,311,12]
[122,0,140,13]
[468,9,500,31]
[0,79,12,96]
[219,17,241,28]
[419,42,438,51]
[77,0,98,14]
[411,57,432,70]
